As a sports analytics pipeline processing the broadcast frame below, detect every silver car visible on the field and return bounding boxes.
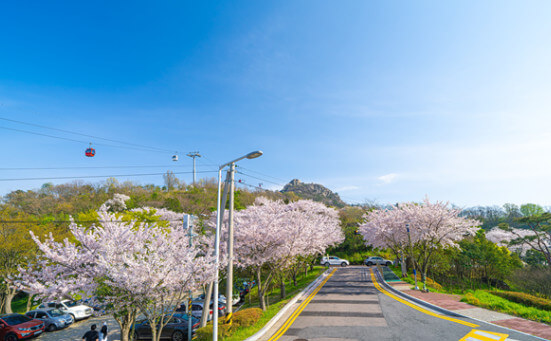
[320,256,349,267]
[25,308,73,332]
[364,256,393,266]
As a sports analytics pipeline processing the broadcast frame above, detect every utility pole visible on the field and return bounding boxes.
[186,151,201,185]
[225,163,236,323]
[183,214,196,341]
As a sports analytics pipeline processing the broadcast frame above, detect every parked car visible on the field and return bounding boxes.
[38,299,93,321]
[364,256,393,266]
[176,301,225,321]
[25,308,73,332]
[0,313,45,340]
[133,314,199,341]
[320,256,349,267]
[195,293,239,307]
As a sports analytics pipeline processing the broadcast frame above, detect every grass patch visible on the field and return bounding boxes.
[240,266,325,310]
[490,291,551,312]
[11,293,29,313]
[223,301,288,341]
[462,290,551,324]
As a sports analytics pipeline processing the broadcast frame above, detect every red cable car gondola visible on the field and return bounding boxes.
[85,143,96,157]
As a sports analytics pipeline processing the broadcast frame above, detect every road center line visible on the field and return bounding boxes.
[370,268,479,328]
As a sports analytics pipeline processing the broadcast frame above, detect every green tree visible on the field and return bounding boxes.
[520,203,544,217]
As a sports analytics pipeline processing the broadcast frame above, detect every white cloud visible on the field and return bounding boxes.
[377,173,398,184]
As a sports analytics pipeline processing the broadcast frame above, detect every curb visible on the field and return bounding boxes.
[373,268,465,317]
[374,268,549,341]
[244,268,330,341]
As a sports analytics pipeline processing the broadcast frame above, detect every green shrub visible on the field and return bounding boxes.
[232,308,263,327]
[409,273,443,291]
[194,324,231,341]
[462,292,481,306]
[491,291,551,311]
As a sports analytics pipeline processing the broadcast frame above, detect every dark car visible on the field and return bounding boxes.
[133,314,199,341]
[0,314,45,341]
[25,308,73,332]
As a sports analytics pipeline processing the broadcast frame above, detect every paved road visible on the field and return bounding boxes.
[34,314,120,341]
[267,266,544,341]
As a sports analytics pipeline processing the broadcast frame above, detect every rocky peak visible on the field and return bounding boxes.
[281,179,346,208]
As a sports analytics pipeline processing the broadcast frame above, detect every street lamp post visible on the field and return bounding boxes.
[212,151,263,340]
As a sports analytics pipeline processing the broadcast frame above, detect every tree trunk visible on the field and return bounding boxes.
[115,309,138,341]
[2,287,16,314]
[26,293,34,312]
[200,282,213,327]
[257,269,266,311]
[421,261,428,292]
[400,252,407,278]
[280,276,286,300]
[293,271,298,286]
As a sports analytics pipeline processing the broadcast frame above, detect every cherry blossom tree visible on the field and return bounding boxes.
[489,214,551,265]
[228,197,342,310]
[359,198,480,290]
[16,208,215,341]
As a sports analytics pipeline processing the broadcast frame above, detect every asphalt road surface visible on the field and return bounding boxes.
[267,266,544,341]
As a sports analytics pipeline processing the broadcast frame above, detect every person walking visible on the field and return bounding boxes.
[82,324,99,341]
[99,322,108,341]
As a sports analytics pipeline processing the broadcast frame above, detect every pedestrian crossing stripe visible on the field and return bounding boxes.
[459,329,508,341]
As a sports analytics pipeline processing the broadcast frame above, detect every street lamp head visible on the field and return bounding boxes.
[246,150,263,159]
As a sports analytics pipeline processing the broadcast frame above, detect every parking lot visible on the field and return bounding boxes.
[34,315,120,341]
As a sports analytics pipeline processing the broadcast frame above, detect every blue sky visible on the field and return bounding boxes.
[1,1,551,206]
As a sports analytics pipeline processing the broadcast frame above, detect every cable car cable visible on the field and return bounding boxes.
[0,117,175,153]
[0,170,217,182]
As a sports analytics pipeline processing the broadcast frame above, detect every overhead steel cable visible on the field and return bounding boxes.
[235,170,284,186]
[0,170,217,181]
[0,164,215,171]
[236,165,288,183]
[0,117,175,153]
[0,125,171,154]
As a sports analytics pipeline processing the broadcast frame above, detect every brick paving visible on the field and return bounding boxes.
[389,281,551,340]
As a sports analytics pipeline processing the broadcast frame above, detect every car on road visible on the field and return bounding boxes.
[25,308,73,332]
[133,314,199,341]
[320,256,349,267]
[0,313,45,340]
[38,299,93,321]
[364,256,393,266]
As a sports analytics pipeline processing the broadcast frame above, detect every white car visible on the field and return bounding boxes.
[364,256,393,266]
[320,256,349,267]
[38,300,93,321]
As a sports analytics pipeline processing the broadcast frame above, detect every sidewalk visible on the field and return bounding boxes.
[388,281,551,340]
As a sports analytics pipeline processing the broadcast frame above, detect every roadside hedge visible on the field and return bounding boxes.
[232,307,263,327]
[491,291,551,311]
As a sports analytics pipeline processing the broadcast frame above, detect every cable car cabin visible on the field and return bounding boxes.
[172,155,178,161]
[85,147,96,157]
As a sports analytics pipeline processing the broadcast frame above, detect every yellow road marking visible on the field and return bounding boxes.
[370,269,479,328]
[267,268,337,341]
[459,329,508,341]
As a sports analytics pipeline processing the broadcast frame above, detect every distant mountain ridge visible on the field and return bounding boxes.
[281,179,346,208]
